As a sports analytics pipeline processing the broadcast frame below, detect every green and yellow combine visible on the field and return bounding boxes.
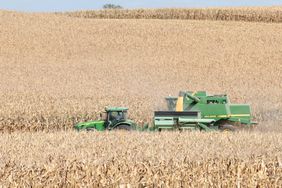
[74,91,256,132]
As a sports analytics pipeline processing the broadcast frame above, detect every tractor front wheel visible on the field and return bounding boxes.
[116,124,132,131]
[86,128,97,131]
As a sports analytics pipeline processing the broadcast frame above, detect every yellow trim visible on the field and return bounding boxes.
[204,114,250,118]
[176,96,183,112]
[229,114,250,117]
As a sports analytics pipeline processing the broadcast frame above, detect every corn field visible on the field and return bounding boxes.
[0,10,281,132]
[0,131,282,187]
[64,7,282,23]
[0,9,282,186]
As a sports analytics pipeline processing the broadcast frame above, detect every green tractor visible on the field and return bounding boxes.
[74,107,136,131]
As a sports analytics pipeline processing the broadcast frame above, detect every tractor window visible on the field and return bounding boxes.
[111,112,118,118]
[109,111,127,121]
[123,111,127,120]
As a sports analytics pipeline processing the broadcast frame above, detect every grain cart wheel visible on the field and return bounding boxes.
[116,124,132,131]
[220,124,236,132]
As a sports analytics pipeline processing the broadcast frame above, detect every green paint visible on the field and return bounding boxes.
[74,120,105,131]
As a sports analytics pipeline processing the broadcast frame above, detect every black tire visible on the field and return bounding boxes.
[86,128,96,132]
[220,124,236,132]
[116,124,132,131]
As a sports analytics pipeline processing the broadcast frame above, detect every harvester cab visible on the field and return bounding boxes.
[74,107,136,131]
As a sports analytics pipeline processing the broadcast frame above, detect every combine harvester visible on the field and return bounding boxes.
[74,91,256,132]
[162,91,256,131]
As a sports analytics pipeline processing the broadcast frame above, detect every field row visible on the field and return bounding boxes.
[64,7,282,23]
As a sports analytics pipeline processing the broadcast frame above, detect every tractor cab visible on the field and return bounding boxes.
[104,107,129,128]
[100,107,135,130]
[74,107,135,131]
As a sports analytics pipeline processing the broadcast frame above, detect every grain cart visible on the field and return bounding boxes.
[153,111,216,131]
[74,107,137,131]
[165,91,256,131]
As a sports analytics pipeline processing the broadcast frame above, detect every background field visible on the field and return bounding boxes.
[0,8,281,186]
[65,7,282,23]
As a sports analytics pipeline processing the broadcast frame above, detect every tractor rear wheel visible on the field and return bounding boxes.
[116,124,132,131]
[220,124,236,132]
